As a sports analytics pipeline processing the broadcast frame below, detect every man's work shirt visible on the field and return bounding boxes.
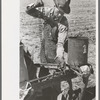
[57,93,69,100]
[24,3,69,64]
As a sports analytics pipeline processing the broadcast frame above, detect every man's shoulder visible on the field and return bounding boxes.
[57,93,63,100]
[60,16,69,27]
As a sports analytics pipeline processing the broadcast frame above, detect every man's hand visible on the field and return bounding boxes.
[55,56,65,68]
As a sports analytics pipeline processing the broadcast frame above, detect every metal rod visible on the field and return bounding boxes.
[29,74,52,83]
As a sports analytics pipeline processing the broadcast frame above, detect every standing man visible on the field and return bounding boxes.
[26,0,71,68]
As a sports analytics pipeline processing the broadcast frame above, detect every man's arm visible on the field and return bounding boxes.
[55,16,69,67]
[26,5,58,27]
[56,17,68,56]
[26,0,44,15]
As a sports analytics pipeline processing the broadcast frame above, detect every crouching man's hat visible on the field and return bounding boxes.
[53,0,71,14]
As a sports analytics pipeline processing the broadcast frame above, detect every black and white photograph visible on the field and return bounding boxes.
[19,0,97,100]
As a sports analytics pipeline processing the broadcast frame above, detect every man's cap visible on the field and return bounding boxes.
[54,0,71,14]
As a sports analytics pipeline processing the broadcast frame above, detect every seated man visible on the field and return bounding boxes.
[57,81,81,100]
[79,64,94,100]
[70,64,94,100]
